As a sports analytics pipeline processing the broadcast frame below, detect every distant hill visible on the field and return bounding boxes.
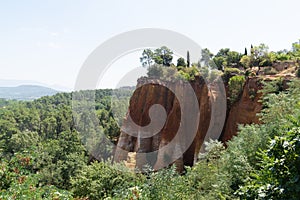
[0,85,59,100]
[0,79,71,92]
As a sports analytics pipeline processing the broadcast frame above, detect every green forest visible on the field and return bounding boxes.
[1,42,300,199]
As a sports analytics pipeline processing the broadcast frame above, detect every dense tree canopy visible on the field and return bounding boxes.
[0,88,132,198]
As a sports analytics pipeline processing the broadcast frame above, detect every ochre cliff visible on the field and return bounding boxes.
[114,76,264,171]
[220,77,263,142]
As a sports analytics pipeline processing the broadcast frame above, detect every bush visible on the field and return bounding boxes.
[228,75,246,104]
[147,64,201,81]
[199,66,209,79]
[259,58,273,67]
[263,67,278,75]
[147,64,164,78]
[37,131,87,189]
[175,70,191,81]
[162,66,177,81]
[0,150,73,200]
[222,67,242,83]
[238,116,300,199]
[71,161,140,199]
[208,69,223,82]
[183,66,200,78]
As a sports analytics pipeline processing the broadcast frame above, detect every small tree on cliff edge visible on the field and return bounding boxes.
[140,49,154,68]
[153,46,173,66]
[177,57,187,68]
[140,46,174,67]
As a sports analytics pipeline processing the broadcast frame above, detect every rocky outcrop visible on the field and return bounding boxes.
[114,76,264,171]
[220,77,263,142]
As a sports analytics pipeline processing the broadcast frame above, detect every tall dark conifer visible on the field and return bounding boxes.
[187,51,190,67]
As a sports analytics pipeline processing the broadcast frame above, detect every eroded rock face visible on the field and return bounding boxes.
[220,77,263,142]
[114,76,263,171]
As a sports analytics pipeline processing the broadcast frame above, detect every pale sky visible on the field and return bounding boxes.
[1,0,300,89]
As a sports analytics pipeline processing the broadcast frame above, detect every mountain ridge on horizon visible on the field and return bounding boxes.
[0,84,60,100]
[0,79,71,92]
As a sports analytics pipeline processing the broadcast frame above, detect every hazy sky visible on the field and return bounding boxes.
[1,0,300,89]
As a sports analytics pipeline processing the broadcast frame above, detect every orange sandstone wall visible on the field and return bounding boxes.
[114,76,263,171]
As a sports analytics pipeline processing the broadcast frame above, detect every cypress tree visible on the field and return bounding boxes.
[187,51,190,67]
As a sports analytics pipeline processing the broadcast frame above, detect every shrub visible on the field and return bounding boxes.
[147,64,164,78]
[228,75,246,104]
[240,55,251,69]
[208,69,223,82]
[71,161,139,199]
[184,66,200,77]
[147,63,202,81]
[175,70,191,81]
[259,58,273,67]
[222,67,242,83]
[263,67,278,75]
[238,117,300,199]
[0,150,73,200]
[162,66,177,81]
[199,66,209,79]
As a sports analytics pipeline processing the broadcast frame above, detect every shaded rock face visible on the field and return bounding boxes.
[114,76,262,171]
[220,77,263,142]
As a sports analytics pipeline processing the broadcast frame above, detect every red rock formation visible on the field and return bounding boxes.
[220,77,263,142]
[114,76,264,171]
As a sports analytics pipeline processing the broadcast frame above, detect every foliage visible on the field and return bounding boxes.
[228,75,246,104]
[251,43,271,67]
[177,57,187,67]
[140,49,154,67]
[239,127,300,199]
[0,150,73,199]
[213,48,242,69]
[263,66,278,75]
[140,46,174,67]
[71,161,139,199]
[240,55,251,69]
[291,40,300,61]
[37,131,87,189]
[232,80,300,198]
[296,67,300,77]
[237,85,300,199]
[222,67,242,83]
[162,65,177,81]
[147,63,202,82]
[0,98,13,107]
[260,77,285,97]
[200,48,214,67]
[173,66,199,81]
[153,46,173,66]
[175,70,191,81]
[147,64,164,78]
[0,88,132,197]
